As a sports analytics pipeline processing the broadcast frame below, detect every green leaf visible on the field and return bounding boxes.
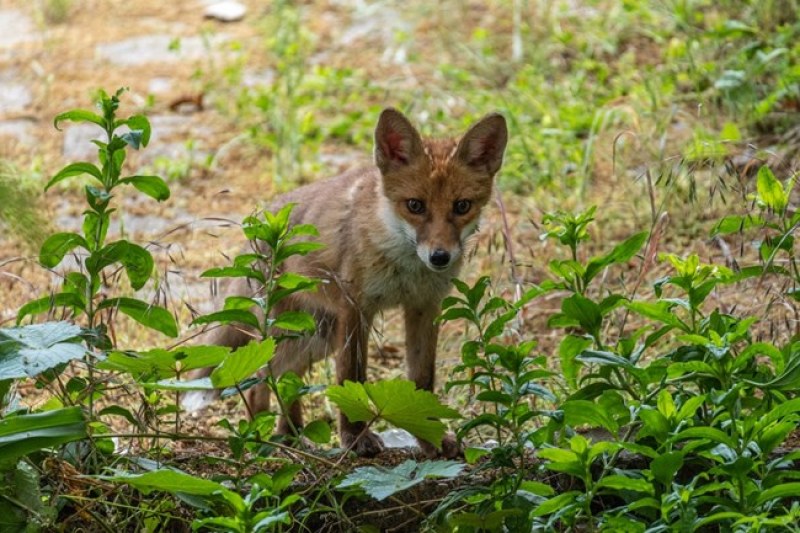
[16,292,85,323]
[584,232,648,284]
[98,345,230,380]
[576,349,633,369]
[651,451,684,486]
[302,420,332,444]
[118,115,152,147]
[97,298,178,337]
[627,300,687,331]
[530,491,581,517]
[338,459,464,501]
[118,175,170,201]
[103,469,242,510]
[191,309,261,330]
[559,335,592,390]
[596,475,653,495]
[0,407,87,467]
[711,214,765,236]
[39,232,88,268]
[561,399,619,433]
[54,109,105,130]
[0,322,85,380]
[46,162,104,190]
[560,294,602,336]
[211,338,275,388]
[756,166,787,213]
[670,427,735,448]
[273,310,316,333]
[86,241,154,290]
[327,379,460,448]
[756,482,800,506]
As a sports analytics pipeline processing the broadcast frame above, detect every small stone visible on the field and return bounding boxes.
[204,1,247,23]
[377,428,417,448]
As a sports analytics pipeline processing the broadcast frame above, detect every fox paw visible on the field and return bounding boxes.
[342,429,385,457]
[418,433,462,459]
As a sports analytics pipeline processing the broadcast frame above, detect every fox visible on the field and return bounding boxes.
[184,108,508,457]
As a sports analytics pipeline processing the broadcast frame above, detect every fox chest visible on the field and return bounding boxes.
[360,258,453,312]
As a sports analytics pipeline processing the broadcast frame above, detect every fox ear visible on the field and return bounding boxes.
[374,108,425,174]
[455,113,508,176]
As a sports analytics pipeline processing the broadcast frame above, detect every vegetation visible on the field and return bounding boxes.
[3,0,800,531]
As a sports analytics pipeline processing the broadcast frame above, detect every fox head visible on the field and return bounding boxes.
[374,108,508,272]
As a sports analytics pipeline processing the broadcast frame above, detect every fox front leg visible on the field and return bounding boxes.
[336,308,384,457]
[404,304,460,458]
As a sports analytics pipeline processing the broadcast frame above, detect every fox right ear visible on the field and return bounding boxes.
[374,108,425,174]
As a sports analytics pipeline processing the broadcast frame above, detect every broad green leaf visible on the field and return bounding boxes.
[670,427,735,448]
[756,482,800,506]
[627,300,687,330]
[273,310,316,333]
[16,292,85,323]
[86,241,154,289]
[211,338,275,388]
[103,469,242,510]
[54,109,104,130]
[651,451,684,486]
[560,294,602,336]
[118,115,152,146]
[596,475,653,494]
[530,491,581,517]
[118,175,170,201]
[559,335,592,389]
[98,345,230,379]
[0,322,85,380]
[0,407,87,467]
[191,309,261,330]
[97,297,178,337]
[756,166,787,213]
[46,162,104,190]
[328,379,460,448]
[302,420,331,444]
[39,232,88,268]
[561,399,619,433]
[576,349,633,369]
[711,214,766,236]
[584,232,648,284]
[338,459,464,501]
[152,376,213,391]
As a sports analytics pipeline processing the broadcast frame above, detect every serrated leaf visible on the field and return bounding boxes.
[0,322,85,379]
[211,338,275,388]
[97,297,178,337]
[338,459,464,501]
[118,175,170,201]
[328,379,460,448]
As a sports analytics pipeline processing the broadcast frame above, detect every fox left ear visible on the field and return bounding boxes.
[455,113,508,176]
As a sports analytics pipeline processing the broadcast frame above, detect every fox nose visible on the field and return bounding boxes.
[429,249,451,268]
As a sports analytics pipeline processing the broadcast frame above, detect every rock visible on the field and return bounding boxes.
[96,34,229,66]
[0,119,35,144]
[0,80,32,114]
[0,10,36,49]
[377,428,418,449]
[204,1,247,23]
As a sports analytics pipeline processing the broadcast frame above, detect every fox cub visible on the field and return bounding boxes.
[188,108,508,457]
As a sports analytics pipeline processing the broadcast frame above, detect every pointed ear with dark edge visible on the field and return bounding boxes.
[374,108,425,174]
[455,113,508,176]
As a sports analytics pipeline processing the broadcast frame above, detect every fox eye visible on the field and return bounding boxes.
[453,199,472,215]
[406,199,425,214]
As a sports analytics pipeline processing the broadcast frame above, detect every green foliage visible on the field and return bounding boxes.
[327,379,460,449]
[338,459,464,501]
